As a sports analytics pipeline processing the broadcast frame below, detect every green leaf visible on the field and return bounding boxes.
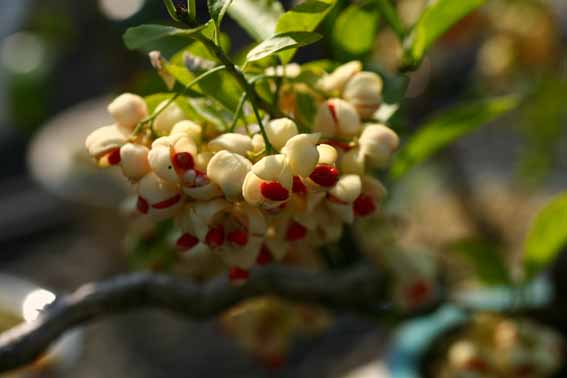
[227,0,284,42]
[374,0,405,40]
[402,0,486,70]
[331,4,379,61]
[123,24,206,56]
[246,31,322,63]
[208,0,234,26]
[391,95,519,179]
[524,192,567,280]
[276,0,337,63]
[452,239,511,286]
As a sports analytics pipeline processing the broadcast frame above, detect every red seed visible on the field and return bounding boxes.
[152,194,181,209]
[227,229,248,247]
[286,221,307,241]
[107,148,121,165]
[309,164,339,187]
[353,194,376,217]
[260,181,289,201]
[176,233,199,251]
[229,267,249,283]
[173,152,194,171]
[292,176,307,196]
[405,280,431,307]
[205,225,225,248]
[256,244,273,265]
[137,196,149,214]
[327,101,339,125]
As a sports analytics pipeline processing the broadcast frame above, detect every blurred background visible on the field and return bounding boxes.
[0,0,565,377]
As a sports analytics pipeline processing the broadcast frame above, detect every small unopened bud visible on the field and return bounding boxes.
[359,124,400,168]
[314,99,361,138]
[329,174,362,203]
[281,133,320,177]
[85,125,129,162]
[265,118,298,151]
[317,61,362,93]
[120,143,150,180]
[170,120,202,143]
[153,100,185,136]
[343,72,383,119]
[108,93,148,130]
[208,133,253,156]
[207,150,252,201]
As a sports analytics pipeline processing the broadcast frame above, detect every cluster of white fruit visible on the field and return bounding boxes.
[85,61,399,283]
[440,315,563,378]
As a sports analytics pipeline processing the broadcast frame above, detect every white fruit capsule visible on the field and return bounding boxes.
[317,61,362,93]
[281,133,320,177]
[170,120,202,143]
[314,98,361,138]
[265,118,298,151]
[358,124,399,168]
[85,124,129,161]
[137,172,182,220]
[107,93,148,130]
[206,150,252,201]
[153,100,185,136]
[119,143,150,181]
[329,174,362,203]
[148,135,198,183]
[242,155,293,209]
[208,133,253,156]
[338,148,365,176]
[343,71,383,119]
[251,154,293,188]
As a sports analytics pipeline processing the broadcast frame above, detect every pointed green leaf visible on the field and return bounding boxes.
[227,0,284,42]
[331,4,380,61]
[391,96,520,179]
[402,0,486,70]
[123,24,206,53]
[246,31,322,63]
[276,0,337,62]
[524,192,567,280]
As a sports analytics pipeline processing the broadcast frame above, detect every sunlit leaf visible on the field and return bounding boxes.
[402,0,486,70]
[331,4,379,61]
[276,0,337,62]
[246,31,322,63]
[391,95,519,179]
[227,0,284,42]
[524,192,567,280]
[123,24,206,54]
[452,239,511,286]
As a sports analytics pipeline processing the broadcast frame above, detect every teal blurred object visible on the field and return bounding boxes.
[386,275,554,378]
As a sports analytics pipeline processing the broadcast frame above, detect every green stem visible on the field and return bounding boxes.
[194,35,276,153]
[131,65,227,138]
[229,92,248,132]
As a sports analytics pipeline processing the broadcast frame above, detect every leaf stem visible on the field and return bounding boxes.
[131,65,227,138]
[194,34,275,153]
[229,92,248,132]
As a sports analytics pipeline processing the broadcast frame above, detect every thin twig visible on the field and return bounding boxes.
[0,264,385,373]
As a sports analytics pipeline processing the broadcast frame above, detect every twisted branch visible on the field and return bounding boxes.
[0,264,386,373]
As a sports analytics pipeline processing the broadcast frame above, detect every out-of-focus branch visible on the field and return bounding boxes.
[0,264,386,373]
[444,145,503,243]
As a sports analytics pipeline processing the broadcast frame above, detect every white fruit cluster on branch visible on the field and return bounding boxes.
[84,61,399,283]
